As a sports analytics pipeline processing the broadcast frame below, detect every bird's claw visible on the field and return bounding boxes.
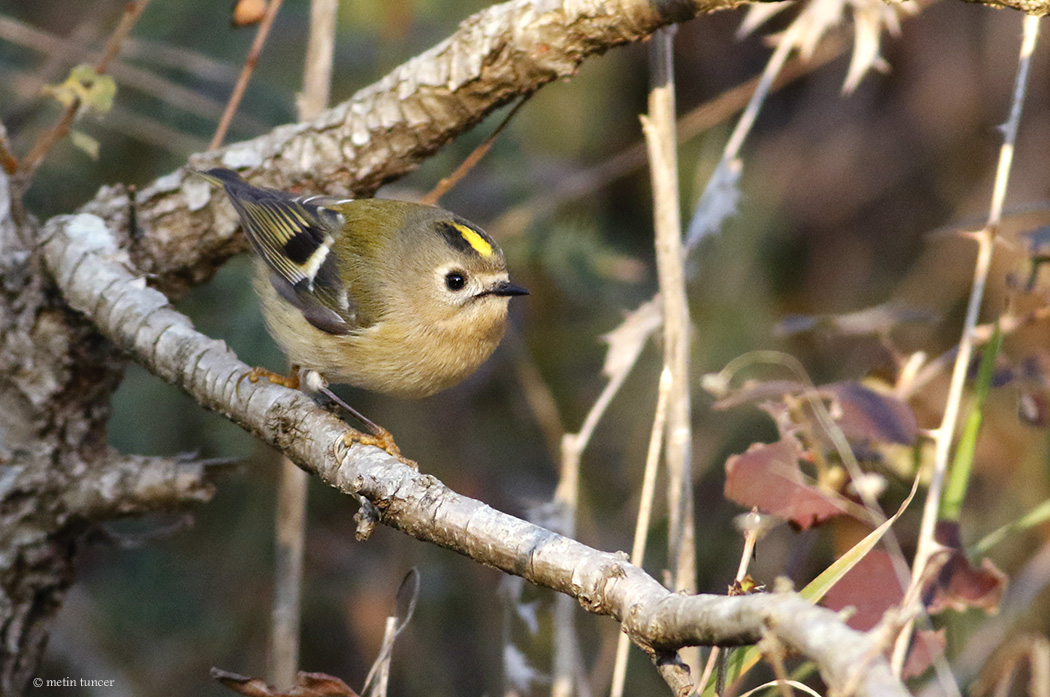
[236,366,300,395]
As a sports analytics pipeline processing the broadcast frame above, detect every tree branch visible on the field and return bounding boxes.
[60,453,222,519]
[77,0,746,297]
[41,210,909,697]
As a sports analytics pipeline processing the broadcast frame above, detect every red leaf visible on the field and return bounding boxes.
[724,439,850,530]
[821,549,903,631]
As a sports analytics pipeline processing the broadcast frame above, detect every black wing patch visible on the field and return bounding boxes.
[200,168,356,335]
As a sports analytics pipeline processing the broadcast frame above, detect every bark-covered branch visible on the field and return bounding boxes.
[77,0,745,297]
[41,212,908,697]
[965,0,1050,15]
[61,454,223,519]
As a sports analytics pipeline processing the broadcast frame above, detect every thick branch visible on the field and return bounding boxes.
[41,212,909,697]
[77,0,744,297]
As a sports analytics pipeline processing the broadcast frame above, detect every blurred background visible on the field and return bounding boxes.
[3,0,1050,695]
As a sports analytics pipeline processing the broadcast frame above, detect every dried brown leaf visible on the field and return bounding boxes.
[601,297,661,379]
[924,521,1008,615]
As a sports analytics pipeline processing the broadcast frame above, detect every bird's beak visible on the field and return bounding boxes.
[489,280,530,297]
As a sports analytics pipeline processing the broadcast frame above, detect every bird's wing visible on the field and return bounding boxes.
[200,168,358,335]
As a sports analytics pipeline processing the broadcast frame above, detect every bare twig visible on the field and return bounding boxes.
[20,0,152,180]
[552,307,663,697]
[362,569,420,697]
[270,455,307,689]
[59,453,221,517]
[421,98,528,206]
[0,119,17,175]
[610,366,673,697]
[269,0,338,687]
[209,0,285,150]
[643,24,697,620]
[892,12,1041,676]
[296,0,338,121]
[551,300,662,697]
[696,511,764,695]
[900,306,1050,398]
[684,18,800,251]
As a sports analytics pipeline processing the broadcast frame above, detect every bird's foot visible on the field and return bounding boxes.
[342,427,417,469]
[236,366,301,394]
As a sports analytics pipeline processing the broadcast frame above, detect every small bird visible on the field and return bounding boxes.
[197,168,528,452]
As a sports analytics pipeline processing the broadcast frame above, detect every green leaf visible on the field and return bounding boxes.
[941,323,1002,522]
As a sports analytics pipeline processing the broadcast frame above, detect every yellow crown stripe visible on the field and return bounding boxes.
[453,223,494,257]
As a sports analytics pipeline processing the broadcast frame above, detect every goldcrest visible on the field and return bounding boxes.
[198,168,527,400]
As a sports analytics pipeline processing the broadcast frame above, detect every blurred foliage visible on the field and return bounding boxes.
[4,0,1050,695]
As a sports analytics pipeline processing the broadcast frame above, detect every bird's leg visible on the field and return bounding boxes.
[294,369,411,465]
[238,366,412,464]
[318,386,411,462]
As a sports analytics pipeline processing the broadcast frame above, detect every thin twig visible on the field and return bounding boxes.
[269,454,307,689]
[268,0,338,687]
[610,366,673,697]
[684,18,800,252]
[644,25,699,675]
[891,12,1041,676]
[209,0,285,150]
[552,311,662,697]
[296,0,338,121]
[20,0,152,180]
[422,98,528,206]
[362,570,420,697]
[697,511,763,695]
[0,119,17,175]
[491,32,848,241]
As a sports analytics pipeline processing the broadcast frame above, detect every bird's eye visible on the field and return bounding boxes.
[445,271,467,291]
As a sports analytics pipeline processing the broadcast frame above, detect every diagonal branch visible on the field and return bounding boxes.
[77,0,747,296]
[41,211,909,697]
